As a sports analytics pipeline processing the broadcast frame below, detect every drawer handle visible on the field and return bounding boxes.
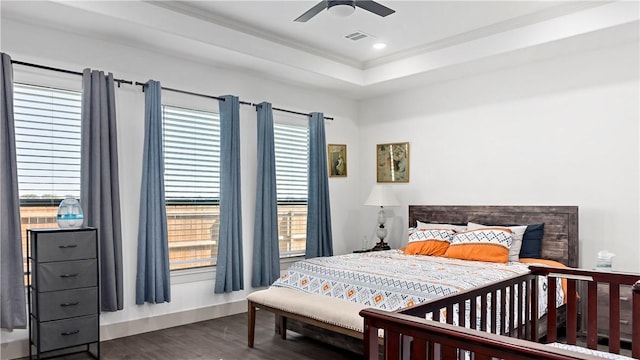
[58,244,78,249]
[620,296,629,302]
[60,301,79,307]
[59,273,79,278]
[61,330,80,336]
[620,320,630,325]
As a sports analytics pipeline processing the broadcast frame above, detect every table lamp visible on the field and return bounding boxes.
[364,184,400,250]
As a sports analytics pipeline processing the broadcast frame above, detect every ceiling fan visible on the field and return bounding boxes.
[294,0,395,22]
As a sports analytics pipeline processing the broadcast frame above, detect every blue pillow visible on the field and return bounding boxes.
[519,223,545,258]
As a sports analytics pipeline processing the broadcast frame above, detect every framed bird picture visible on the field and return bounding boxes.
[328,144,347,177]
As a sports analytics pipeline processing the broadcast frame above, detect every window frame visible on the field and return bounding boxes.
[161,103,222,271]
[273,120,309,258]
[13,81,83,280]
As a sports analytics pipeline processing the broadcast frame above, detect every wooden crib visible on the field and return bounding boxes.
[360,266,640,359]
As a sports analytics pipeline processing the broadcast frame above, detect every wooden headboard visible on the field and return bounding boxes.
[408,205,579,268]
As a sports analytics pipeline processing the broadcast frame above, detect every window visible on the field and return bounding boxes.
[162,105,220,270]
[274,122,308,257]
[14,83,82,271]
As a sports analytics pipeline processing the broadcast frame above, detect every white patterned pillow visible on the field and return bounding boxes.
[468,222,526,262]
[404,229,455,256]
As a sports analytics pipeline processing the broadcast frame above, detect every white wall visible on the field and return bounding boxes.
[358,39,640,273]
[0,18,362,357]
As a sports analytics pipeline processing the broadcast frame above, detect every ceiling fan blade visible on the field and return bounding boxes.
[294,1,327,22]
[355,0,395,17]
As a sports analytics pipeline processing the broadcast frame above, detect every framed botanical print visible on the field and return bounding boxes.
[376,142,409,182]
[328,144,347,177]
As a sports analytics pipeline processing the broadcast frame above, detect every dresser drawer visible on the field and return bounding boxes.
[597,284,632,341]
[35,260,97,292]
[33,315,99,352]
[32,230,96,262]
[33,288,98,322]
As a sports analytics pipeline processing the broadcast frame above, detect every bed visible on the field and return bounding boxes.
[360,268,640,359]
[247,205,579,352]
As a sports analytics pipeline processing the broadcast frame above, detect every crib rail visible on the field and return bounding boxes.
[362,266,640,360]
[398,272,539,340]
[361,308,602,360]
[528,266,640,357]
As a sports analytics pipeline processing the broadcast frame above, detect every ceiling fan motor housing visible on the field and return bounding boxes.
[327,0,356,17]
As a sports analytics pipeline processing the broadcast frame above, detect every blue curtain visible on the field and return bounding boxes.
[251,102,280,287]
[305,112,333,258]
[214,95,244,293]
[0,52,27,330]
[81,69,124,311]
[136,81,170,304]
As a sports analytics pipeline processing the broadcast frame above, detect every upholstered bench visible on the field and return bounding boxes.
[247,287,367,347]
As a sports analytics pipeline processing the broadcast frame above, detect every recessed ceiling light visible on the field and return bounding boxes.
[373,43,387,50]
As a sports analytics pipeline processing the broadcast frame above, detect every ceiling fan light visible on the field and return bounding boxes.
[327,1,356,17]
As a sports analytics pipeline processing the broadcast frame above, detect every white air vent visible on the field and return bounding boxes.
[345,31,370,41]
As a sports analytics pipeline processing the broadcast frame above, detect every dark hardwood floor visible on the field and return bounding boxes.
[20,311,633,359]
[21,309,360,360]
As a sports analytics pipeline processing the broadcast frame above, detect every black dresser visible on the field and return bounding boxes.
[27,227,100,359]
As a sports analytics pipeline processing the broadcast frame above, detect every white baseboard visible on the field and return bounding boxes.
[1,300,247,360]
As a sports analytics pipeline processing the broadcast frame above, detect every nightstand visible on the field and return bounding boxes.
[597,283,632,342]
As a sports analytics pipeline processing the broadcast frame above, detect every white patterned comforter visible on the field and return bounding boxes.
[272,250,562,316]
[548,343,634,359]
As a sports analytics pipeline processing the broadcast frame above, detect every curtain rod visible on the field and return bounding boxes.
[12,60,133,87]
[12,59,334,120]
[137,82,333,121]
[134,82,253,106]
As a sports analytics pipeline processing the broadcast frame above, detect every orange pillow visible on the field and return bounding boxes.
[403,229,454,256]
[443,228,513,263]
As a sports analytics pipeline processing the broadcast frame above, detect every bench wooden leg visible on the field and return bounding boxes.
[248,300,256,348]
[279,315,287,340]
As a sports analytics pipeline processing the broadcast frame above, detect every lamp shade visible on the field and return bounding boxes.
[364,184,400,207]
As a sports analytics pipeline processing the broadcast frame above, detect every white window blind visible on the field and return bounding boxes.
[14,83,82,202]
[274,122,308,257]
[163,105,221,201]
[274,123,308,201]
[162,105,220,270]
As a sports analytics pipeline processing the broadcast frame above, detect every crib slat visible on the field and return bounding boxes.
[480,293,487,331]
[609,284,620,354]
[530,277,538,340]
[363,320,378,360]
[470,296,477,331]
[411,338,426,360]
[441,344,456,359]
[566,279,577,345]
[490,290,497,333]
[386,329,401,359]
[509,283,515,337]
[587,281,598,349]
[547,276,557,343]
[500,289,506,334]
[459,300,466,328]
[517,282,523,338]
